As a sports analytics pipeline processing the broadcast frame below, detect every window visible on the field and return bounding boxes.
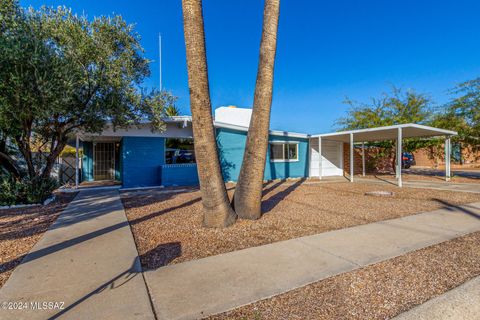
[165,138,196,164]
[269,142,299,162]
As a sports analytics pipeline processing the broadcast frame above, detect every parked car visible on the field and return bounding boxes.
[402,152,415,169]
[165,148,196,164]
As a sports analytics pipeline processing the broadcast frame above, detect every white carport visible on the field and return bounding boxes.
[311,124,457,187]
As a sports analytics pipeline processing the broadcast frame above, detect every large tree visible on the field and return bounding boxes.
[438,78,480,144]
[336,87,435,169]
[234,0,280,220]
[0,1,170,182]
[337,87,432,131]
[181,0,237,228]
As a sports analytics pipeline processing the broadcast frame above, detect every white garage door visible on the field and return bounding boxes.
[310,139,343,177]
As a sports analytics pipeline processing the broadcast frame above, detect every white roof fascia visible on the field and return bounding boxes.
[102,116,193,126]
[162,116,193,123]
[311,123,457,138]
[214,121,310,139]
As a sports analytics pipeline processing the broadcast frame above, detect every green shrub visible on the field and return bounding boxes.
[0,176,58,206]
[0,177,20,206]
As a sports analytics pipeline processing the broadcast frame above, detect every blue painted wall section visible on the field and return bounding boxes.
[216,128,309,181]
[216,128,246,181]
[115,142,121,181]
[266,135,310,180]
[85,128,310,188]
[122,137,165,188]
[81,141,93,182]
[161,164,199,186]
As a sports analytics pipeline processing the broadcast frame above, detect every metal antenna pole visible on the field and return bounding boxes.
[159,33,162,91]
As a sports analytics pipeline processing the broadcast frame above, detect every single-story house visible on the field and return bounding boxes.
[74,106,457,189]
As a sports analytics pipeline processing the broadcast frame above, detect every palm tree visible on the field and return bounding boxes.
[181,0,236,227]
[165,104,181,117]
[234,0,280,219]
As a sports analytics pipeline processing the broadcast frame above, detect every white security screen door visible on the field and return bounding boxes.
[93,142,115,181]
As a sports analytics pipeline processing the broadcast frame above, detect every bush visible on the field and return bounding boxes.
[0,176,58,206]
[0,177,20,206]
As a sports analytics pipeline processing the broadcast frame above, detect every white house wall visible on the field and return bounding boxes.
[309,138,320,177]
[215,106,252,127]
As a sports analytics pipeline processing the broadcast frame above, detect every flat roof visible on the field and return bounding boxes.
[214,121,310,139]
[89,119,456,142]
[165,117,311,138]
[311,123,457,142]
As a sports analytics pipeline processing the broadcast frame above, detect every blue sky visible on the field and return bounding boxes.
[21,0,480,134]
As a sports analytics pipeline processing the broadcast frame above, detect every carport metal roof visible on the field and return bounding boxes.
[311,123,457,142]
[312,123,457,187]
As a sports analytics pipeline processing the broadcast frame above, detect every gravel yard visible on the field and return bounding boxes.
[208,231,480,320]
[0,192,77,288]
[121,180,480,269]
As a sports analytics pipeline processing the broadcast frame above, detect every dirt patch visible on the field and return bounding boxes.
[121,181,480,270]
[208,231,480,320]
[0,192,77,288]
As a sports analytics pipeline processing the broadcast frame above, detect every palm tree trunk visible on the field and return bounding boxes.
[181,0,236,228]
[234,0,280,220]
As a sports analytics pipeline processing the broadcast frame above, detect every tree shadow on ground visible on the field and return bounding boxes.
[433,198,480,220]
[120,186,199,210]
[370,174,399,186]
[47,259,142,320]
[262,180,286,197]
[261,179,305,214]
[139,242,182,269]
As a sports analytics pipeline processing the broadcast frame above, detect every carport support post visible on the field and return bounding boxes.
[395,137,399,179]
[397,127,403,187]
[445,136,451,181]
[350,133,354,182]
[318,137,322,180]
[75,134,79,188]
[361,142,366,176]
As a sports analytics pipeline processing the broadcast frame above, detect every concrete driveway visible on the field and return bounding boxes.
[405,167,480,180]
[357,176,480,194]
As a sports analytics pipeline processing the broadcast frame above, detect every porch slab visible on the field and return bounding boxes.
[144,202,480,320]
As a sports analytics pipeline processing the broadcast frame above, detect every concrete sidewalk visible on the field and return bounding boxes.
[0,189,154,320]
[394,276,480,320]
[145,202,480,320]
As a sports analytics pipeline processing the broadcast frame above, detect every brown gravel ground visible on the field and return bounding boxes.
[0,192,77,288]
[208,231,480,320]
[121,181,480,269]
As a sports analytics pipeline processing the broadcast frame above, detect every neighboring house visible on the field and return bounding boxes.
[75,106,456,188]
